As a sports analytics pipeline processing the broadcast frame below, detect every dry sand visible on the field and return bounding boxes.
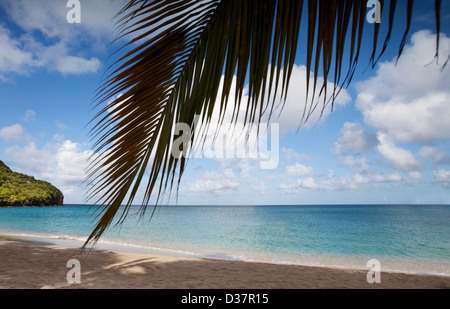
[1,240,449,289]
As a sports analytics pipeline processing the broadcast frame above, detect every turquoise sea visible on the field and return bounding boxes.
[1,204,449,276]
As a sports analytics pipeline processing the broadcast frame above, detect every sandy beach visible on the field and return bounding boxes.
[1,239,449,289]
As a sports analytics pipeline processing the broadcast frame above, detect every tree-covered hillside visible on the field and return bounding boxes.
[0,160,64,207]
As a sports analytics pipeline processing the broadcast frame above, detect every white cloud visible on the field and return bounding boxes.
[16,32,102,76]
[280,170,404,194]
[419,146,450,165]
[23,109,36,122]
[54,55,101,75]
[281,147,310,161]
[4,139,94,201]
[407,171,424,184]
[0,25,37,77]
[262,65,351,134]
[372,173,403,183]
[433,169,450,188]
[0,24,100,77]
[286,163,313,177]
[184,168,240,195]
[352,173,371,185]
[0,0,126,78]
[321,171,359,191]
[0,124,26,142]
[1,0,71,39]
[183,64,349,173]
[327,30,450,191]
[216,159,256,178]
[0,0,125,43]
[279,177,319,193]
[352,173,404,185]
[333,122,377,155]
[107,93,126,117]
[359,93,450,143]
[280,172,358,193]
[188,120,278,170]
[4,142,53,173]
[197,64,351,137]
[297,177,320,189]
[333,122,376,174]
[355,30,450,144]
[376,133,422,172]
[41,140,91,189]
[338,155,369,174]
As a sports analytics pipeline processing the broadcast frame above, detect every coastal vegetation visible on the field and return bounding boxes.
[0,160,64,207]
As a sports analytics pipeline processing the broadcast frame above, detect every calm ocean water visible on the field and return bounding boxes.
[1,204,449,276]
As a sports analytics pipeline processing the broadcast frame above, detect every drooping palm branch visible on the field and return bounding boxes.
[85,0,444,246]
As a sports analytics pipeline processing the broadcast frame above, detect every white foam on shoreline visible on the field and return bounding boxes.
[1,229,449,278]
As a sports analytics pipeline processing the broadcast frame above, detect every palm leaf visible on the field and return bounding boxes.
[85,0,443,246]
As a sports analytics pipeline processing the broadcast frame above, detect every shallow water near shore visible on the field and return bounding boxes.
[1,204,449,276]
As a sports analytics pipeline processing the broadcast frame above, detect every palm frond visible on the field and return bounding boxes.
[85,0,443,246]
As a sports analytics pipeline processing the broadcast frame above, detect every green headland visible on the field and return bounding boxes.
[0,160,63,207]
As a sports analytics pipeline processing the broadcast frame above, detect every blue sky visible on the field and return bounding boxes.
[0,0,449,205]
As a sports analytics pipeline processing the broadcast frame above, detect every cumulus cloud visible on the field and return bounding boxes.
[0,0,126,78]
[4,142,53,173]
[216,159,256,178]
[262,65,351,134]
[0,25,37,78]
[433,169,450,188]
[197,64,351,137]
[285,163,313,177]
[376,133,422,172]
[407,171,424,184]
[101,65,347,180]
[0,0,125,43]
[0,123,32,142]
[372,173,403,183]
[41,140,92,188]
[355,30,450,144]
[280,171,404,194]
[419,146,450,165]
[51,54,101,75]
[281,147,310,162]
[352,173,404,186]
[323,29,450,195]
[338,155,370,174]
[184,168,240,195]
[0,25,100,77]
[333,122,377,155]
[279,172,357,193]
[0,123,24,142]
[327,30,450,192]
[332,122,376,174]
[280,177,319,192]
[0,27,102,76]
[184,64,350,173]
[4,139,94,201]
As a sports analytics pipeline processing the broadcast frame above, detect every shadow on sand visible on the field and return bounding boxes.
[1,241,450,289]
